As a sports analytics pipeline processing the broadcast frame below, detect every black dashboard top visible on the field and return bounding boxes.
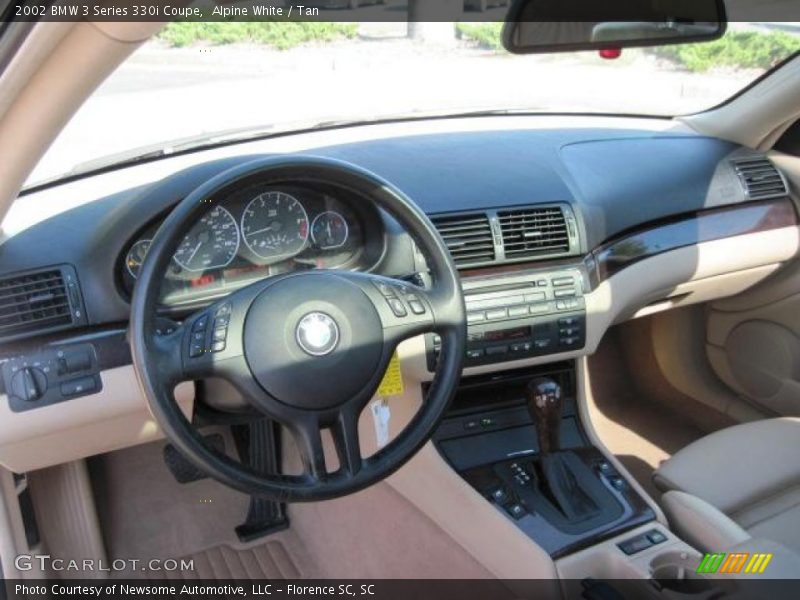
[0,120,764,333]
[309,128,741,248]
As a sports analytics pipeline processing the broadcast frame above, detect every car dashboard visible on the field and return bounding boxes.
[117,182,385,310]
[0,114,797,474]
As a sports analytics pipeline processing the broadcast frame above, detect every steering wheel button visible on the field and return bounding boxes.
[192,315,208,332]
[189,342,204,358]
[387,298,407,317]
[211,341,226,353]
[214,315,230,328]
[408,300,426,315]
[215,303,232,317]
[374,281,397,298]
[212,327,227,342]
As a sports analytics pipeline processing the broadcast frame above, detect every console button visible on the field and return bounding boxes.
[534,339,552,350]
[505,503,527,520]
[559,327,579,337]
[510,342,533,353]
[507,306,528,318]
[467,312,486,324]
[537,279,547,287]
[464,420,479,431]
[486,345,509,356]
[559,317,579,326]
[529,303,549,315]
[609,476,626,491]
[552,277,575,287]
[523,292,546,303]
[596,461,613,476]
[560,337,580,347]
[490,487,509,504]
[58,349,92,374]
[647,530,668,545]
[466,349,485,360]
[554,289,576,298]
[387,298,407,317]
[486,308,508,321]
[60,376,96,397]
[618,534,653,556]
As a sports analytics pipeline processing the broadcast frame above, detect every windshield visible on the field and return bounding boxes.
[27,20,800,187]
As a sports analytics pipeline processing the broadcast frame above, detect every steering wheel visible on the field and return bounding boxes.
[130,156,466,502]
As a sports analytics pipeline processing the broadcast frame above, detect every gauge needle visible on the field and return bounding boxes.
[187,240,203,264]
[246,222,281,237]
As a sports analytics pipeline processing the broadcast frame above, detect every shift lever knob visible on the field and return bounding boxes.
[526,377,563,456]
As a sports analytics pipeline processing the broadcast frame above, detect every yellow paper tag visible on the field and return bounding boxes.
[377,351,404,397]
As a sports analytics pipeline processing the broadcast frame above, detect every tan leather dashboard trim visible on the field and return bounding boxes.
[0,366,193,472]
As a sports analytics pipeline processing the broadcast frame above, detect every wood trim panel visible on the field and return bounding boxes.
[593,199,798,281]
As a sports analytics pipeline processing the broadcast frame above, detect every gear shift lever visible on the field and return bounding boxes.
[526,377,563,455]
[524,377,601,521]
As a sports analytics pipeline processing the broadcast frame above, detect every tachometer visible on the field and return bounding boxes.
[241,192,309,260]
[173,206,239,272]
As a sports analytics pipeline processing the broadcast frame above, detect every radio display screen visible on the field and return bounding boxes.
[478,326,532,342]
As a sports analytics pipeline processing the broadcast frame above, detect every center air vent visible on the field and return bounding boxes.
[498,206,570,260]
[0,266,85,342]
[732,157,789,201]
[431,212,496,268]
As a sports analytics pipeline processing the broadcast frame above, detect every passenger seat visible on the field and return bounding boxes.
[653,418,800,554]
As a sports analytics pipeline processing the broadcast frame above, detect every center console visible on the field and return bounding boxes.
[432,363,655,558]
[427,268,587,369]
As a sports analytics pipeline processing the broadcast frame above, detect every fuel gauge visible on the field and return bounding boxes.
[311,211,349,250]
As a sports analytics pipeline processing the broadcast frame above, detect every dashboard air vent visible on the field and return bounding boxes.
[431,212,496,268]
[733,157,788,201]
[0,267,82,341]
[498,206,570,259]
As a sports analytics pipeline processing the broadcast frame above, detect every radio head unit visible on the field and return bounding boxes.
[428,268,587,369]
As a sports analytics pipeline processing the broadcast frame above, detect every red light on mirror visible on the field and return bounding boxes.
[599,48,623,60]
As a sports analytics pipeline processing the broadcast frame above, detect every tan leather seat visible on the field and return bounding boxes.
[653,418,800,554]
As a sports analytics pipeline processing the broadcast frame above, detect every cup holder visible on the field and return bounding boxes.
[650,551,715,596]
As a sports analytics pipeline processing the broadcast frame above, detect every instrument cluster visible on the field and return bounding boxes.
[119,183,385,308]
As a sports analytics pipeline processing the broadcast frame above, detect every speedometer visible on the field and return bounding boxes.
[241,192,309,260]
[173,206,239,272]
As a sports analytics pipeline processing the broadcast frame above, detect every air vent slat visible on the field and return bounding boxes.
[0,269,75,339]
[431,212,496,268]
[499,207,570,259]
[733,158,788,201]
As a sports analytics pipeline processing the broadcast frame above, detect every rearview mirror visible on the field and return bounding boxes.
[502,0,727,54]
